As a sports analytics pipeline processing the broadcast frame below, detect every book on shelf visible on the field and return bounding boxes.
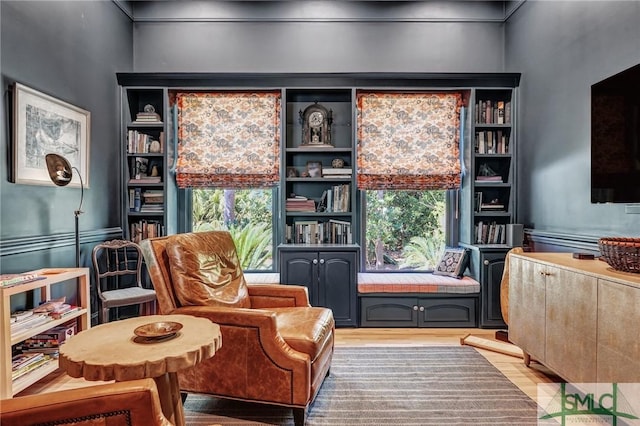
[475,130,510,154]
[129,176,162,184]
[476,99,510,125]
[10,310,34,322]
[127,130,163,153]
[140,204,164,213]
[1,273,45,288]
[132,110,162,125]
[10,313,50,334]
[480,203,505,211]
[496,101,505,124]
[131,188,142,212]
[285,196,316,212]
[12,352,45,371]
[48,304,80,320]
[321,167,353,176]
[130,220,164,243]
[12,354,53,381]
[474,221,506,245]
[475,176,503,183]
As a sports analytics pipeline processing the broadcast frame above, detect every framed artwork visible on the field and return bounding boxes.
[12,82,90,187]
[306,161,323,178]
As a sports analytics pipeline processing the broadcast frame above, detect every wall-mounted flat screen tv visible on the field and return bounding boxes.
[591,63,640,203]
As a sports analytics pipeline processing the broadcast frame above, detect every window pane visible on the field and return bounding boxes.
[364,190,447,271]
[192,188,274,271]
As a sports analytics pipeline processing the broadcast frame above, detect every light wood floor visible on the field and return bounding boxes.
[18,328,560,402]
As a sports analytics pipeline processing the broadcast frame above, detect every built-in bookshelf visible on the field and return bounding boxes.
[281,88,357,245]
[121,87,176,243]
[463,88,516,246]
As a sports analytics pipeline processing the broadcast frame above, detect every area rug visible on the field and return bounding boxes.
[183,346,539,425]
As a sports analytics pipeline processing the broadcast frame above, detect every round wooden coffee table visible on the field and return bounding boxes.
[59,314,221,426]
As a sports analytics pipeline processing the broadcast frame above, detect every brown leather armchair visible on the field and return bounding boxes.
[1,379,171,426]
[140,231,334,425]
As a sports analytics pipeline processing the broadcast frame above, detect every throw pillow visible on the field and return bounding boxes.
[433,248,469,278]
[166,232,251,308]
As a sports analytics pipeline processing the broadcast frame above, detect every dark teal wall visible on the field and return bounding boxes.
[1,1,133,274]
[130,2,507,73]
[505,1,640,239]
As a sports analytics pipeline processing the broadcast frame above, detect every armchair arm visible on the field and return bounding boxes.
[0,379,171,426]
[171,305,308,362]
[247,284,311,308]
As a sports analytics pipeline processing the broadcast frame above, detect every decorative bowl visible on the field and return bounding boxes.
[134,321,183,339]
[598,237,640,273]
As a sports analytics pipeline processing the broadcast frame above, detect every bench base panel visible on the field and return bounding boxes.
[359,294,478,328]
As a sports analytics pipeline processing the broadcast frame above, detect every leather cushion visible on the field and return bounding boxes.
[269,307,334,362]
[166,232,251,308]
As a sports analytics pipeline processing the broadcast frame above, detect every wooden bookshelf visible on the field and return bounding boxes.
[0,268,90,398]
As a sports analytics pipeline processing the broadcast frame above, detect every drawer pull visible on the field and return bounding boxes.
[413,305,418,311]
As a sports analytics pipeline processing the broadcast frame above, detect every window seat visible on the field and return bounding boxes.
[357,273,480,294]
[358,273,479,328]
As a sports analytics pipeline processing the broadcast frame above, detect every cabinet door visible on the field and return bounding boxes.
[597,279,640,382]
[280,252,319,305]
[545,266,597,382]
[320,251,357,327]
[480,251,507,328]
[508,256,546,363]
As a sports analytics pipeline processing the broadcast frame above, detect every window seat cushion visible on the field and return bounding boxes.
[357,273,480,294]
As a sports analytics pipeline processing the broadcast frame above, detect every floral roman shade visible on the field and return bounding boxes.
[175,91,281,188]
[356,91,463,190]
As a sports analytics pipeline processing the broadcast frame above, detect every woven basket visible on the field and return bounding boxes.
[598,237,640,273]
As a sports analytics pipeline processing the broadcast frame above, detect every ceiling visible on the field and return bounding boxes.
[114,1,526,23]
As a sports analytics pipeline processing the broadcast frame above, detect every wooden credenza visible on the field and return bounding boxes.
[509,252,640,383]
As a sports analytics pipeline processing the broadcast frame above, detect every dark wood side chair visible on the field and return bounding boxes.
[92,239,157,323]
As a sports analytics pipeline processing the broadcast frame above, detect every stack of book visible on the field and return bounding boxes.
[11,352,53,381]
[475,175,503,184]
[140,190,164,213]
[321,167,353,178]
[130,220,164,243]
[47,303,81,320]
[16,323,77,356]
[285,196,316,212]
[475,221,506,244]
[10,311,50,335]
[1,273,44,288]
[132,110,162,125]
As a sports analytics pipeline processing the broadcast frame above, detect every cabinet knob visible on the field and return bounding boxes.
[413,305,418,311]
[313,259,318,265]
[483,260,490,266]
[319,259,325,264]
[419,306,425,312]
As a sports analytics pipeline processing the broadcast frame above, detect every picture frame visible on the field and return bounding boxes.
[286,167,299,178]
[12,82,90,187]
[306,161,323,178]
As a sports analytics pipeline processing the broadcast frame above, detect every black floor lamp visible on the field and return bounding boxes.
[45,153,85,268]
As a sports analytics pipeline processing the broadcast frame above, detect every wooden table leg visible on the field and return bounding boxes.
[153,372,185,426]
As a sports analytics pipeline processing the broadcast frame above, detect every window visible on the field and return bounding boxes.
[190,188,275,271]
[363,189,452,271]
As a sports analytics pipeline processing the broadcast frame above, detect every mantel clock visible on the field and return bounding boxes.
[299,102,333,147]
